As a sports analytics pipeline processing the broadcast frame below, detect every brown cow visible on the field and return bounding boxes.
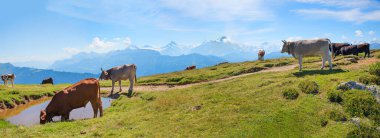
[185,65,196,70]
[258,49,265,61]
[357,43,370,58]
[40,78,103,124]
[1,74,15,88]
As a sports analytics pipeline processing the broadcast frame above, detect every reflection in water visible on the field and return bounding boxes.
[0,97,51,119]
[4,97,112,126]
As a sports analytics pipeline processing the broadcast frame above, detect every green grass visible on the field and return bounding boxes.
[0,84,69,108]
[100,57,296,87]
[1,51,380,137]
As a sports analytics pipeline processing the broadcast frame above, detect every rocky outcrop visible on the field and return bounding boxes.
[337,81,380,103]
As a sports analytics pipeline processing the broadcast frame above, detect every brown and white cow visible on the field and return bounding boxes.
[1,74,15,88]
[185,65,196,70]
[40,78,102,124]
[258,49,265,61]
[99,64,137,96]
[281,38,332,71]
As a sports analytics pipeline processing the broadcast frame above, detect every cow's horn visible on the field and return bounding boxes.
[101,68,104,71]
[282,40,286,43]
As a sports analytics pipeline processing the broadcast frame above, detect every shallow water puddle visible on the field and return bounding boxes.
[2,97,112,126]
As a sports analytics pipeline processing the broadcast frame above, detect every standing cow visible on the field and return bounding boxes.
[330,43,351,58]
[41,77,54,85]
[258,49,265,61]
[357,43,370,58]
[334,45,359,58]
[281,38,332,71]
[185,65,196,70]
[99,64,137,96]
[1,74,15,88]
[40,78,102,124]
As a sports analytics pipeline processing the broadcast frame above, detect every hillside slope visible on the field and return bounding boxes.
[1,52,379,137]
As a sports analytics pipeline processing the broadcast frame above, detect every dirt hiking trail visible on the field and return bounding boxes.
[101,57,380,93]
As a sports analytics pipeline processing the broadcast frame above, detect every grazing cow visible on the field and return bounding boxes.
[357,43,370,58]
[40,78,102,124]
[334,45,358,57]
[258,49,265,61]
[1,74,15,88]
[185,65,196,70]
[99,64,137,96]
[41,77,54,85]
[281,38,332,71]
[330,43,351,58]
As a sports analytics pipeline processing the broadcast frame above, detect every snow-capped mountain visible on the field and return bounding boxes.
[160,41,186,56]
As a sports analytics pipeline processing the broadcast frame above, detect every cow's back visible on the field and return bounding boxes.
[110,64,136,81]
[47,78,100,114]
[293,39,329,56]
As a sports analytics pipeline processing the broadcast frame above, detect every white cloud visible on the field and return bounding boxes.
[286,36,303,41]
[294,9,380,23]
[87,37,132,53]
[355,30,363,37]
[294,0,379,8]
[369,30,375,35]
[159,0,273,21]
[341,35,347,39]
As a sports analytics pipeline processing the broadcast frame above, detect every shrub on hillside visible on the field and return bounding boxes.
[327,110,347,122]
[327,90,343,103]
[343,90,378,117]
[346,124,380,138]
[282,88,299,100]
[359,74,380,85]
[298,80,319,94]
[368,62,380,77]
[264,63,274,68]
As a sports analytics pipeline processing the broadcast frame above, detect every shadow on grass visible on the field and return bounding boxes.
[108,91,138,99]
[292,69,346,77]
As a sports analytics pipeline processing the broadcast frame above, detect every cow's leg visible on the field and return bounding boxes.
[11,79,14,88]
[119,80,122,92]
[98,98,103,117]
[327,54,332,70]
[90,100,99,118]
[110,80,115,95]
[128,77,134,97]
[298,56,303,71]
[321,56,325,70]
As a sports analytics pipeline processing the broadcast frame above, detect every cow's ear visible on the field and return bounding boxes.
[40,110,46,120]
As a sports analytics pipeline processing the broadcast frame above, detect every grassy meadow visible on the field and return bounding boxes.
[0,84,69,109]
[0,51,379,137]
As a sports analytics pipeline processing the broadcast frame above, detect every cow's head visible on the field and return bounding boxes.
[281,40,289,53]
[99,68,110,80]
[40,110,47,124]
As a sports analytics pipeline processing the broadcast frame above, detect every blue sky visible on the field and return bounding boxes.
[1,0,379,68]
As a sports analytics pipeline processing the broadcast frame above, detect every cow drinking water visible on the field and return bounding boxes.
[281,38,332,71]
[99,64,137,96]
[40,78,102,124]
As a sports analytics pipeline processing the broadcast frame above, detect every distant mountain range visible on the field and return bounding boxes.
[0,63,97,84]
[50,48,226,76]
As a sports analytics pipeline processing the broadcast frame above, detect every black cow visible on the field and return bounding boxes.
[41,77,54,85]
[357,43,370,58]
[334,45,358,58]
[330,43,351,58]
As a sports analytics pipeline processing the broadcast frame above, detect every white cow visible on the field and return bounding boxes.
[99,64,137,96]
[281,38,332,71]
